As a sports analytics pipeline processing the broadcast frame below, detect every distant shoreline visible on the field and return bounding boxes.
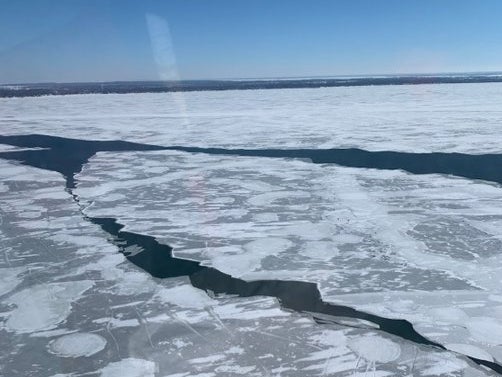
[2,73,502,98]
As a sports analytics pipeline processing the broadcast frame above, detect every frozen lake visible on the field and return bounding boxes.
[2,83,502,376]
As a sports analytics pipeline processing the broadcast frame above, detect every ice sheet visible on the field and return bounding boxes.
[3,82,502,374]
[74,150,502,363]
[2,83,502,153]
[1,160,491,376]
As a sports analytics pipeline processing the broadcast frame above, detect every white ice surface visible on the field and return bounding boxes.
[348,335,401,363]
[48,332,107,357]
[5,281,93,334]
[0,156,495,376]
[1,83,502,153]
[154,284,216,309]
[75,150,502,363]
[446,343,494,362]
[0,267,25,297]
[0,143,48,152]
[99,358,156,377]
[4,83,502,374]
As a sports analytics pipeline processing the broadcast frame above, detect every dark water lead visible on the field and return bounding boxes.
[0,133,501,374]
[3,133,502,187]
[91,216,502,374]
[93,215,443,343]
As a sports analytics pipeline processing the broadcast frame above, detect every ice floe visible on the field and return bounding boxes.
[5,281,93,333]
[48,332,107,357]
[99,358,156,377]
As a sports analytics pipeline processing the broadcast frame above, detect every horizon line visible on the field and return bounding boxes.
[3,70,502,87]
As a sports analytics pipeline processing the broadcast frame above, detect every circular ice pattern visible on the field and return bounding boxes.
[48,332,106,358]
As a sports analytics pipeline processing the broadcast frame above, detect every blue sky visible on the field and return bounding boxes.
[1,0,502,83]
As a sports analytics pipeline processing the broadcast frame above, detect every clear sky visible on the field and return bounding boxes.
[1,0,502,84]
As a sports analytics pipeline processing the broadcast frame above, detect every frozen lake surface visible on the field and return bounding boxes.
[2,83,502,376]
[2,82,502,153]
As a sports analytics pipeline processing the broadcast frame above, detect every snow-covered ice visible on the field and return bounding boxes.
[3,83,502,375]
[74,149,502,363]
[48,332,107,358]
[0,152,494,376]
[0,159,489,376]
[2,83,502,153]
[347,335,401,363]
[5,281,93,333]
[98,358,157,377]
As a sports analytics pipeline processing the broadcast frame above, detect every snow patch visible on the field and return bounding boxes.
[48,333,107,358]
[155,284,215,309]
[0,267,24,297]
[99,358,156,377]
[5,281,93,333]
[466,317,502,346]
[348,335,401,363]
[446,343,494,362]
